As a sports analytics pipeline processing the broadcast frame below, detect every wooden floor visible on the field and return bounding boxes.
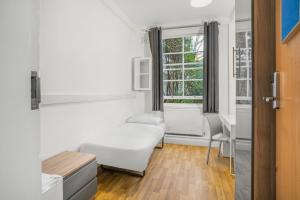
[95,144,235,200]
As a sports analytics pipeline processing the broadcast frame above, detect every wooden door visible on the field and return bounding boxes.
[253,0,276,199]
[276,0,300,199]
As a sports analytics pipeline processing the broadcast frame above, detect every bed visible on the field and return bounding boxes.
[79,114,165,176]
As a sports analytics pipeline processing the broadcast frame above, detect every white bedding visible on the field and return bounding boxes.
[126,113,164,125]
[80,123,165,172]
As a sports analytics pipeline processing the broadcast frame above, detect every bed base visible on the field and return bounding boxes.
[99,165,145,177]
[96,135,165,177]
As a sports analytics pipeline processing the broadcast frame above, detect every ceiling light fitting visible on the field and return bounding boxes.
[190,0,213,8]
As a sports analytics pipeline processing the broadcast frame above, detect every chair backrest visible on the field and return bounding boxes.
[206,115,223,138]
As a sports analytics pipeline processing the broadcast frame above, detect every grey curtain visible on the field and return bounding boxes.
[148,27,163,111]
[203,22,219,113]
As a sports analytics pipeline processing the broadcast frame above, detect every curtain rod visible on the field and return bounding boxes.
[143,22,220,32]
[142,24,203,32]
[162,24,204,30]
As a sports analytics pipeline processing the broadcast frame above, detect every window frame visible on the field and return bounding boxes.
[236,30,252,103]
[162,34,204,101]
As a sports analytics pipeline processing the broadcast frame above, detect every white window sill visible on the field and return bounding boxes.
[236,104,252,110]
[164,103,203,110]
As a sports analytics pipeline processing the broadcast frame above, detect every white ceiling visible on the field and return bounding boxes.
[110,0,235,26]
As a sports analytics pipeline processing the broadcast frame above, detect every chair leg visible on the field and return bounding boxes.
[232,140,236,173]
[218,141,222,157]
[206,140,212,165]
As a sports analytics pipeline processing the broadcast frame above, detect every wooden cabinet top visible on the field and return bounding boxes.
[42,151,96,178]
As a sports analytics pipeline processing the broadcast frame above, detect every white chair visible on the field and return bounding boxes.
[205,115,230,164]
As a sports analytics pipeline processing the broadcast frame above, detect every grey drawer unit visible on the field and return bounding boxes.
[64,160,97,200]
[42,151,98,200]
[69,177,97,200]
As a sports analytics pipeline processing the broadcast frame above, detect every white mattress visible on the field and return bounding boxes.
[42,173,63,200]
[80,123,165,172]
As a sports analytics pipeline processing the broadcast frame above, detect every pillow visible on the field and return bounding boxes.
[126,113,164,125]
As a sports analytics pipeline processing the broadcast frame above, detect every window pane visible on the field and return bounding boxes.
[163,54,182,64]
[164,64,182,69]
[248,80,252,96]
[164,81,183,96]
[240,49,248,61]
[163,38,182,53]
[163,70,183,80]
[184,36,204,52]
[236,67,247,78]
[140,74,149,89]
[184,81,203,96]
[248,49,252,61]
[236,49,248,62]
[184,69,203,79]
[184,52,203,63]
[184,63,203,68]
[236,61,247,67]
[236,80,247,96]
[249,67,252,78]
[236,32,246,48]
[236,100,251,104]
[247,32,252,48]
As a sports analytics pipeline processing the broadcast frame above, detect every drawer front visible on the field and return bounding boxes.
[63,160,97,200]
[68,177,97,200]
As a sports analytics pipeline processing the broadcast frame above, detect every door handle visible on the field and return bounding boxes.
[31,71,41,110]
[262,72,280,109]
[262,96,276,103]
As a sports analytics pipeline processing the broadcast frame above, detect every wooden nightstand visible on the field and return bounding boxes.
[42,151,97,200]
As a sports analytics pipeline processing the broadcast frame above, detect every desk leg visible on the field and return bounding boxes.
[230,139,232,174]
[230,139,235,176]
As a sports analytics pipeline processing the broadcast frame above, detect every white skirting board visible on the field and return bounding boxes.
[164,134,218,147]
[165,134,252,150]
[236,139,252,151]
[41,92,137,106]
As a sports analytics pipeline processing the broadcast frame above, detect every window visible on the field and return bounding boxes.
[162,35,204,104]
[236,31,252,104]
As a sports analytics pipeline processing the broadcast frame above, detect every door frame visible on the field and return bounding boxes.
[252,0,276,199]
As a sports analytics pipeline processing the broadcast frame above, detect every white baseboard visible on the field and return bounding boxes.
[236,139,252,151]
[165,134,252,151]
[165,134,218,147]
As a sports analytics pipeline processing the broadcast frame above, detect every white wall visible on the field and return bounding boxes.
[236,0,252,20]
[236,105,252,139]
[0,0,41,199]
[218,23,230,115]
[39,0,145,159]
[228,10,236,115]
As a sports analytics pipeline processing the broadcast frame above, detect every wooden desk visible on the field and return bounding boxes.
[42,151,97,200]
